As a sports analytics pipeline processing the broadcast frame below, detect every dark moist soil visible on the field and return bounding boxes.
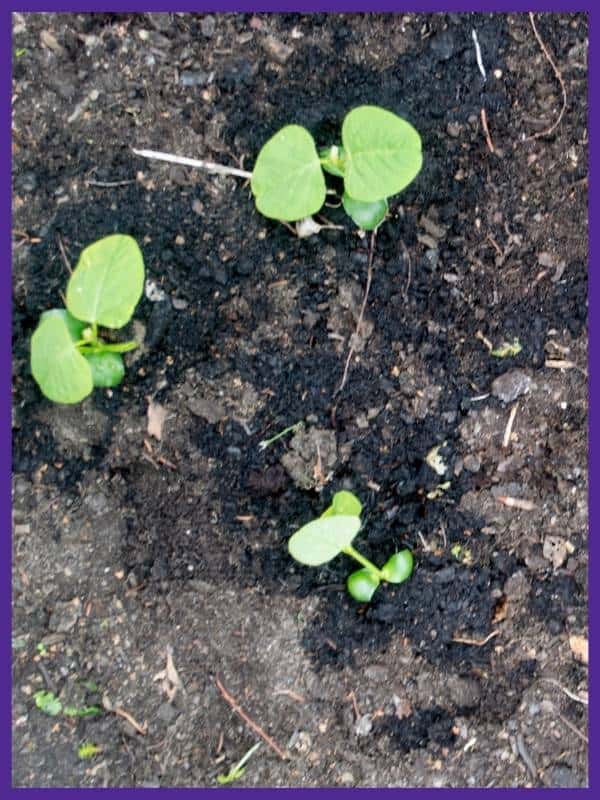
[12,12,588,788]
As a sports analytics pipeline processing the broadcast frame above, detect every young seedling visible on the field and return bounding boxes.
[288,490,414,602]
[216,742,262,785]
[133,105,422,233]
[30,234,145,404]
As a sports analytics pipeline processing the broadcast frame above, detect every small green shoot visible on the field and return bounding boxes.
[33,690,102,719]
[258,421,304,451]
[288,490,414,602]
[34,690,62,716]
[491,338,522,358]
[78,742,102,759]
[252,105,422,230]
[216,742,261,785]
[36,642,48,656]
[30,234,144,404]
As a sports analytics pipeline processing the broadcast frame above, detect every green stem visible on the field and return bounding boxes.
[341,544,384,580]
[77,340,138,355]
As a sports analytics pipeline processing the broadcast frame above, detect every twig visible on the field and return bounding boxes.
[525,12,568,141]
[497,495,536,511]
[556,712,588,744]
[480,108,495,153]
[214,677,287,760]
[86,178,136,188]
[113,706,148,735]
[452,630,499,647]
[347,690,361,721]
[540,678,588,706]
[401,240,412,299]
[56,233,72,274]
[471,28,487,81]
[132,148,252,179]
[503,402,519,449]
[334,229,377,396]
[273,688,305,703]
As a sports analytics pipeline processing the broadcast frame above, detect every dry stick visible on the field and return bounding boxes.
[56,233,72,274]
[87,178,136,188]
[452,630,499,647]
[525,12,568,141]
[132,148,253,180]
[113,706,148,736]
[540,678,588,706]
[480,108,495,153]
[556,712,589,745]
[214,677,288,760]
[334,229,377,397]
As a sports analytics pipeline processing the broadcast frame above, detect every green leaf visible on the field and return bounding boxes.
[217,767,245,785]
[288,515,361,566]
[319,145,346,178]
[342,106,422,202]
[34,690,62,716]
[342,193,388,230]
[381,549,414,583]
[78,743,102,759]
[63,705,102,717]
[31,314,94,404]
[84,352,125,388]
[251,125,326,221]
[322,490,362,518]
[347,568,380,602]
[40,309,86,342]
[66,234,145,328]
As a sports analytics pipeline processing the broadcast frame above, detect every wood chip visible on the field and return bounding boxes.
[147,400,168,441]
[569,634,588,666]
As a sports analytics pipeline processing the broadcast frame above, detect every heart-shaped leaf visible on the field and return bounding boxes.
[347,568,380,602]
[66,234,145,328]
[321,489,363,518]
[342,106,422,202]
[342,193,388,230]
[288,515,361,566]
[381,549,414,583]
[84,352,125,388]
[40,308,86,342]
[251,125,326,221]
[31,314,93,404]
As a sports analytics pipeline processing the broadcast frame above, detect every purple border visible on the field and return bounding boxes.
[5,1,594,796]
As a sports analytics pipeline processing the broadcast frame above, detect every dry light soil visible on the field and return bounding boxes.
[12,11,588,788]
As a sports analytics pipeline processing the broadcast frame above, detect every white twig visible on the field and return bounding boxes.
[132,148,252,179]
[472,29,487,82]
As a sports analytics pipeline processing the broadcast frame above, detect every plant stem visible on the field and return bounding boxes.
[132,148,253,179]
[342,544,383,579]
[78,340,138,355]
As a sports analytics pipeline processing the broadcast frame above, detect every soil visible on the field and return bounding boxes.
[12,11,588,788]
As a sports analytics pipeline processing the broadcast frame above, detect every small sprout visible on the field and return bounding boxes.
[30,234,145,404]
[217,742,261,785]
[491,337,522,358]
[78,743,102,760]
[451,544,473,565]
[258,421,304,451]
[36,642,48,656]
[288,490,413,602]
[34,690,62,716]
[63,705,102,717]
[250,105,422,229]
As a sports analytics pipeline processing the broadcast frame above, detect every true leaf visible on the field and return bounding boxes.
[31,314,93,404]
[342,193,388,230]
[84,352,125,388]
[251,125,326,221]
[40,308,86,342]
[34,690,62,716]
[66,234,145,328]
[288,515,361,566]
[342,106,422,202]
[319,145,346,178]
[322,489,363,518]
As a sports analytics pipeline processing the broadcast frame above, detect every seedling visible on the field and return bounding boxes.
[134,105,422,233]
[288,490,414,602]
[30,234,145,404]
[216,742,261,785]
[33,689,101,718]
